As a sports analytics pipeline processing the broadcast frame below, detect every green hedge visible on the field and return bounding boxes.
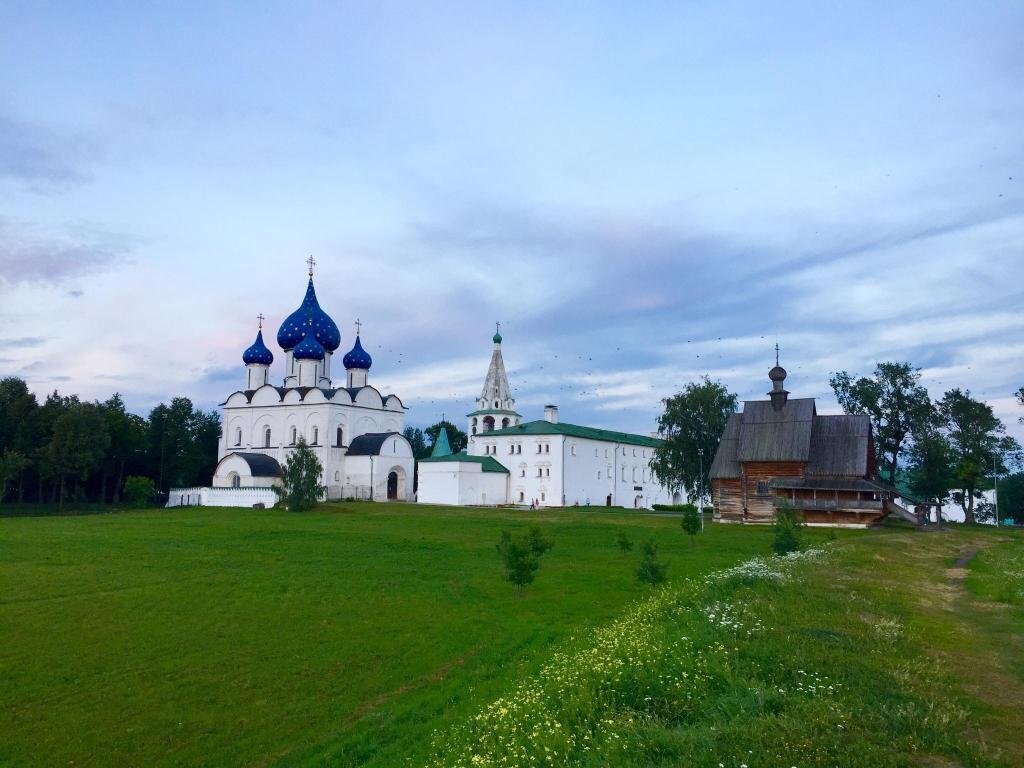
[652,503,697,513]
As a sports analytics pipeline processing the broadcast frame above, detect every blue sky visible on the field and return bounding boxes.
[1,2,1022,437]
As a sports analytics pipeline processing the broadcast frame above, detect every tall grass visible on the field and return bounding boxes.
[424,545,991,767]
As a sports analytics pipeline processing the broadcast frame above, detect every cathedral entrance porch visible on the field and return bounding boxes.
[385,465,407,501]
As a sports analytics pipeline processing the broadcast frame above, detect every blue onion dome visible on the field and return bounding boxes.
[342,335,372,369]
[292,327,326,360]
[277,278,341,352]
[242,329,274,365]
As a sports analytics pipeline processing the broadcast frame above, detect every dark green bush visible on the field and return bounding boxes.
[636,539,667,584]
[773,502,805,554]
[122,476,156,507]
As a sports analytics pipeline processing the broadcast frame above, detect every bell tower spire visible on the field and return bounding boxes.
[467,325,520,439]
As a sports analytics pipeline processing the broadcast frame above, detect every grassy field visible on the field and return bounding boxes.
[2,505,1022,767]
[0,503,777,768]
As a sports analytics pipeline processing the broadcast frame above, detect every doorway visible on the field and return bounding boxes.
[387,471,399,500]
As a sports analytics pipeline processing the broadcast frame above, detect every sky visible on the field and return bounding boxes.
[1,1,1022,439]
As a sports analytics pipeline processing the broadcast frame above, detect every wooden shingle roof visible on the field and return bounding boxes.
[710,398,872,480]
[736,398,815,463]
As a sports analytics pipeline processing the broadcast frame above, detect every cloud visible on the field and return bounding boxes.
[0,115,98,192]
[0,218,134,287]
[0,336,45,349]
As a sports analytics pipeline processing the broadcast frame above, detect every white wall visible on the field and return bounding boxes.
[337,435,414,501]
[417,461,509,506]
[468,432,677,508]
[167,486,279,508]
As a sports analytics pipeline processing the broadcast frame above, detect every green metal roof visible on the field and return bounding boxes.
[430,425,452,457]
[484,419,661,448]
[466,408,521,417]
[419,453,510,473]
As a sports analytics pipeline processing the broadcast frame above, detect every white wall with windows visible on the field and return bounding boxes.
[467,431,679,509]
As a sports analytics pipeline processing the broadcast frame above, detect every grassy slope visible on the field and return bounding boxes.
[0,503,775,768]
[425,523,1024,768]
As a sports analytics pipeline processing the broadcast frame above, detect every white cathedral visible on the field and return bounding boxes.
[167,266,414,508]
[417,329,681,508]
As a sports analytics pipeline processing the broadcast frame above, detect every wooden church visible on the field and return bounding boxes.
[709,360,907,527]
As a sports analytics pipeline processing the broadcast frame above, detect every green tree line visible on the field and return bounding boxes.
[0,377,220,508]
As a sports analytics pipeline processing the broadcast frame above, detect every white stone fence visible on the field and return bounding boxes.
[166,487,280,509]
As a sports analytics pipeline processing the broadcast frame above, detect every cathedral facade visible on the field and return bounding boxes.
[168,268,414,508]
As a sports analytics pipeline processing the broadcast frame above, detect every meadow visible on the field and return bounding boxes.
[0,503,772,767]
[2,504,1021,767]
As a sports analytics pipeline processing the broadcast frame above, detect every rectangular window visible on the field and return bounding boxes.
[570,445,576,456]
[537,468,543,478]
[597,471,601,480]
[545,444,550,454]
[756,480,770,496]
[546,468,550,477]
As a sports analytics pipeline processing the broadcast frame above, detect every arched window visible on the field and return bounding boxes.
[312,427,319,445]
[231,473,241,488]
[494,400,499,408]
[483,416,494,432]
[336,426,344,446]
[264,427,272,448]
[234,428,242,446]
[502,417,510,428]
[290,426,297,445]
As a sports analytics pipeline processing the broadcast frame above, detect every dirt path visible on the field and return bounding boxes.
[938,541,1024,765]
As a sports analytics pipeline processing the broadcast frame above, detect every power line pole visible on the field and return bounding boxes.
[698,447,705,531]
[993,454,999,526]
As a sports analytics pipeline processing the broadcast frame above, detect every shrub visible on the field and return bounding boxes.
[275,438,325,512]
[497,528,552,596]
[652,503,693,512]
[525,525,553,556]
[636,539,667,584]
[122,476,155,507]
[681,506,701,540]
[616,531,633,553]
[773,502,805,555]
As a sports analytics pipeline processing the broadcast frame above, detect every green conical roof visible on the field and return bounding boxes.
[430,426,452,457]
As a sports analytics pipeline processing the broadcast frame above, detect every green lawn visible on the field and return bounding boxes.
[5,506,1021,767]
[0,503,776,768]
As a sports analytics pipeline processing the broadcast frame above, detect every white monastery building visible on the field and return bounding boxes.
[168,264,414,508]
[417,329,681,509]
